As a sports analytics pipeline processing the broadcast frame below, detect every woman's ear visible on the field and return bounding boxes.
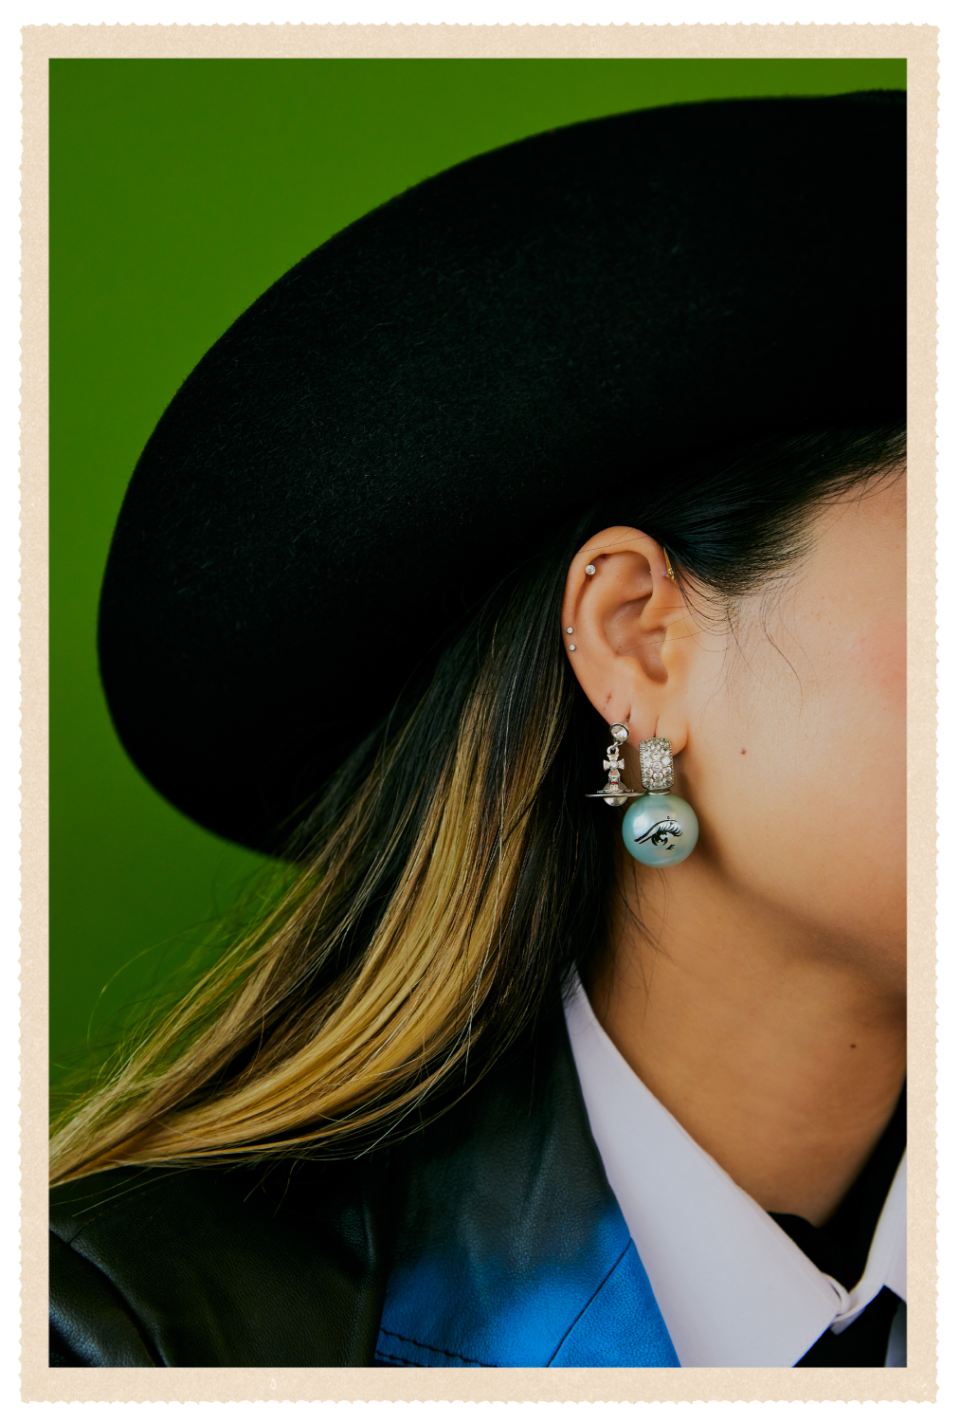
[561,527,694,750]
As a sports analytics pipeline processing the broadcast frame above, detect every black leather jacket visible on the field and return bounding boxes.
[49,1010,678,1368]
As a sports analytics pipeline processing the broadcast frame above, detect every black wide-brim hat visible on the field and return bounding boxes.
[99,91,905,853]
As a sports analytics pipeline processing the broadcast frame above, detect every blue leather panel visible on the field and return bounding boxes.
[372,1011,679,1368]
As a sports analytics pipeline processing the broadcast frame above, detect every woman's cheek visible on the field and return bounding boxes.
[848,617,907,720]
[815,617,907,944]
[808,617,906,784]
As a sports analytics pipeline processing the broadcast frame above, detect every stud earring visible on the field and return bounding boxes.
[622,738,699,866]
[585,564,596,576]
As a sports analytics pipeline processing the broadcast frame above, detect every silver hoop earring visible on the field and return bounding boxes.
[586,727,699,866]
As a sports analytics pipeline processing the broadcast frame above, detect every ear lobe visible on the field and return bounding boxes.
[560,526,693,749]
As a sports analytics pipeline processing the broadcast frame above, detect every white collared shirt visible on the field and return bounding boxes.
[564,977,906,1367]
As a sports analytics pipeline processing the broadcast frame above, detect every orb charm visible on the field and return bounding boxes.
[622,792,699,867]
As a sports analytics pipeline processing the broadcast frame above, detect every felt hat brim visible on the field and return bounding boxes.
[98,92,905,852]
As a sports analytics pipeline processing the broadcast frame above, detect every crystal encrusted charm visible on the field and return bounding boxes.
[638,736,674,792]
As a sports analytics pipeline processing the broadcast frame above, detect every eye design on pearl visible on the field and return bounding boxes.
[635,818,684,850]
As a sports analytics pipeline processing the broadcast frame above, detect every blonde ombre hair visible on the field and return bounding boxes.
[50,537,600,1185]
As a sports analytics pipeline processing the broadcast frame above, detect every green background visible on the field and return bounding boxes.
[50,56,907,1085]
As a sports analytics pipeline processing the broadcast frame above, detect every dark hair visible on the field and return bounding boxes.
[51,422,905,1183]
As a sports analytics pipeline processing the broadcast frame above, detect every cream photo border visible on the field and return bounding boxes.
[20,21,939,1405]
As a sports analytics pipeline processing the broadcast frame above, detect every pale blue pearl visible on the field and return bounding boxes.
[622,793,699,867]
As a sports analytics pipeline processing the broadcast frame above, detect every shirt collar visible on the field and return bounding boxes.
[564,976,906,1367]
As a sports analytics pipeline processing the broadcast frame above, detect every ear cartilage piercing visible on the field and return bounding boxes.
[585,564,596,575]
[663,552,677,582]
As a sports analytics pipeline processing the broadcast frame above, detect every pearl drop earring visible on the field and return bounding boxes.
[622,739,699,866]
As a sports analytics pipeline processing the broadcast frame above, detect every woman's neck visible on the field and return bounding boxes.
[586,855,906,1227]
